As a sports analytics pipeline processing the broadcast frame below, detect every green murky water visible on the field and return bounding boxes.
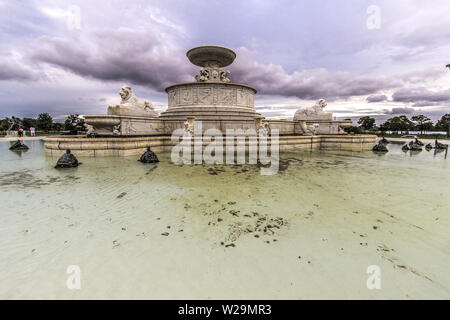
[0,140,449,299]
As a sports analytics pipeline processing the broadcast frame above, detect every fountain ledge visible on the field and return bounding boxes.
[43,134,377,157]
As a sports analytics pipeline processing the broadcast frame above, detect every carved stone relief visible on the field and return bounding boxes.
[198,88,213,104]
[167,84,254,108]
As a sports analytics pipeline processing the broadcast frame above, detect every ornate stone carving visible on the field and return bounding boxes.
[257,122,270,136]
[166,84,255,109]
[218,88,234,104]
[181,88,193,104]
[255,117,270,136]
[237,89,248,106]
[195,68,209,82]
[184,117,195,135]
[194,67,231,83]
[168,89,178,106]
[113,124,121,135]
[220,70,230,82]
[198,88,213,104]
[298,120,318,135]
[108,86,158,117]
[84,123,96,137]
[122,120,138,135]
[294,99,332,121]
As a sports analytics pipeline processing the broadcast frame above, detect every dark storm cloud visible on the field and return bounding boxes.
[30,29,196,90]
[28,32,405,100]
[229,48,402,100]
[366,94,388,103]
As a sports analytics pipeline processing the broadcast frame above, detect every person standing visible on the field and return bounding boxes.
[30,127,35,136]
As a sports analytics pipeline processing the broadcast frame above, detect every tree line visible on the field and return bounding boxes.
[0,113,85,134]
[347,114,450,136]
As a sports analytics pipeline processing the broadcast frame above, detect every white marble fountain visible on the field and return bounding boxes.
[44,46,375,156]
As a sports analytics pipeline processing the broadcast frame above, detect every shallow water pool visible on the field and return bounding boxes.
[0,139,449,299]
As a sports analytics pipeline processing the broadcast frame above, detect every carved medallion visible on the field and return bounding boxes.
[198,88,213,104]
[237,89,248,106]
[168,89,178,107]
[218,87,234,104]
[180,88,193,105]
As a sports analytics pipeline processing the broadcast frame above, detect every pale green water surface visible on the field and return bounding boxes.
[0,140,449,299]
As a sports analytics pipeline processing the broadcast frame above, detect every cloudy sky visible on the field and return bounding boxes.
[1,0,449,122]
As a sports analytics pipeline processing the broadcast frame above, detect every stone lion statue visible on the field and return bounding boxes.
[294,99,332,121]
[107,86,159,117]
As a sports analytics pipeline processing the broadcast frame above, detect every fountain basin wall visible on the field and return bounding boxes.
[160,82,259,119]
[43,134,376,157]
[84,115,352,137]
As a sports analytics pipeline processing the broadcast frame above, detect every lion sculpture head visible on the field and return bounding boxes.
[119,86,133,103]
[316,99,327,110]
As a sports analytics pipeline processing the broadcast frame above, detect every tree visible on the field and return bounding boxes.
[36,113,53,132]
[52,122,63,131]
[344,126,362,134]
[435,114,450,137]
[0,118,9,131]
[411,115,433,134]
[380,115,413,134]
[22,118,37,130]
[357,116,376,130]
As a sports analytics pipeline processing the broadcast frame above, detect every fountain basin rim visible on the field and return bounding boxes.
[83,115,160,121]
[164,82,257,94]
[43,134,377,143]
[186,46,236,68]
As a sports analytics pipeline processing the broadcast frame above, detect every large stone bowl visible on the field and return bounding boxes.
[187,46,236,68]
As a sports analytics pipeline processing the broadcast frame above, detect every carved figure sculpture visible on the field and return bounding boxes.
[294,99,332,121]
[408,140,422,151]
[195,68,210,82]
[435,139,448,149]
[107,86,158,117]
[55,149,80,168]
[113,124,121,136]
[372,141,388,152]
[184,120,194,135]
[139,146,159,163]
[9,140,29,151]
[220,70,231,82]
[84,123,96,137]
[257,122,270,136]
